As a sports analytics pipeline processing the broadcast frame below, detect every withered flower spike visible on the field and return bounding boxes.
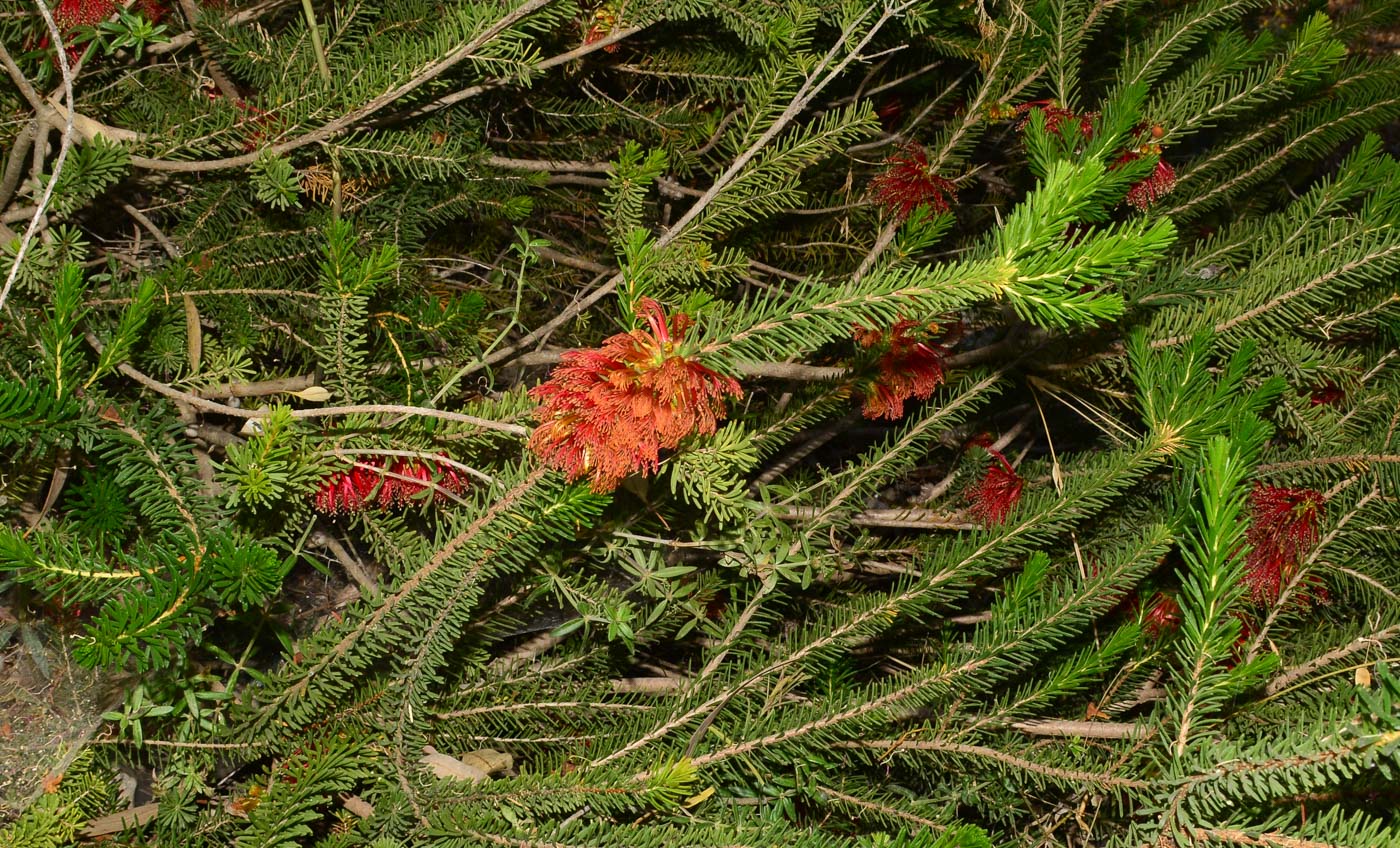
[869,143,958,221]
[965,446,1024,526]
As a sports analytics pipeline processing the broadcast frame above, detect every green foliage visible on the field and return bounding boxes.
[234,738,368,848]
[250,152,303,210]
[316,221,400,403]
[2,0,1399,846]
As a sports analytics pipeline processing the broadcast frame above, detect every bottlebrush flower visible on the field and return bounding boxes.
[851,318,948,420]
[1014,100,1096,139]
[41,0,117,63]
[432,458,471,504]
[54,0,117,29]
[964,446,1024,526]
[869,143,958,220]
[528,298,742,492]
[378,456,470,506]
[1243,484,1325,605]
[1309,381,1346,407]
[313,461,384,515]
[379,459,434,507]
[313,455,469,513]
[1141,592,1182,639]
[1114,148,1176,210]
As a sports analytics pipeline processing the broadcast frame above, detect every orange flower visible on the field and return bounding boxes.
[870,143,958,220]
[852,319,948,420]
[528,299,742,492]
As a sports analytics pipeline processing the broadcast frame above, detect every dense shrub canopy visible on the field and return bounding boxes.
[1,1,1399,846]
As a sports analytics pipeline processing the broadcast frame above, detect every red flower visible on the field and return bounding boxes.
[1141,592,1182,639]
[432,457,471,504]
[378,456,470,506]
[876,96,904,131]
[1243,484,1325,605]
[313,460,384,514]
[54,0,117,28]
[141,1,170,22]
[42,0,117,63]
[870,143,958,220]
[1114,149,1176,210]
[313,454,469,513]
[528,299,742,492]
[964,447,1024,526]
[379,459,434,507]
[851,318,948,420]
[1309,382,1346,406]
[1014,100,1096,139]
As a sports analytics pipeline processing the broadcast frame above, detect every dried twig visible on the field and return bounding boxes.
[0,0,75,312]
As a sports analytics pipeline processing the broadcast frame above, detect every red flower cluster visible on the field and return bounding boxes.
[1014,100,1096,140]
[312,455,468,514]
[528,299,742,492]
[1309,381,1346,407]
[54,0,117,28]
[44,0,168,62]
[1141,592,1182,639]
[851,319,948,420]
[964,445,1024,526]
[870,143,958,220]
[1243,484,1326,605]
[44,0,115,63]
[1114,148,1177,210]
[999,100,1174,210]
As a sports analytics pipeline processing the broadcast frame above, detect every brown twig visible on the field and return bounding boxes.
[310,529,379,599]
[121,203,180,258]
[1010,719,1149,739]
[85,334,528,435]
[0,119,38,211]
[838,739,1149,789]
[198,374,317,398]
[772,505,978,530]
[1265,623,1400,696]
[0,1,75,313]
[174,0,241,99]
